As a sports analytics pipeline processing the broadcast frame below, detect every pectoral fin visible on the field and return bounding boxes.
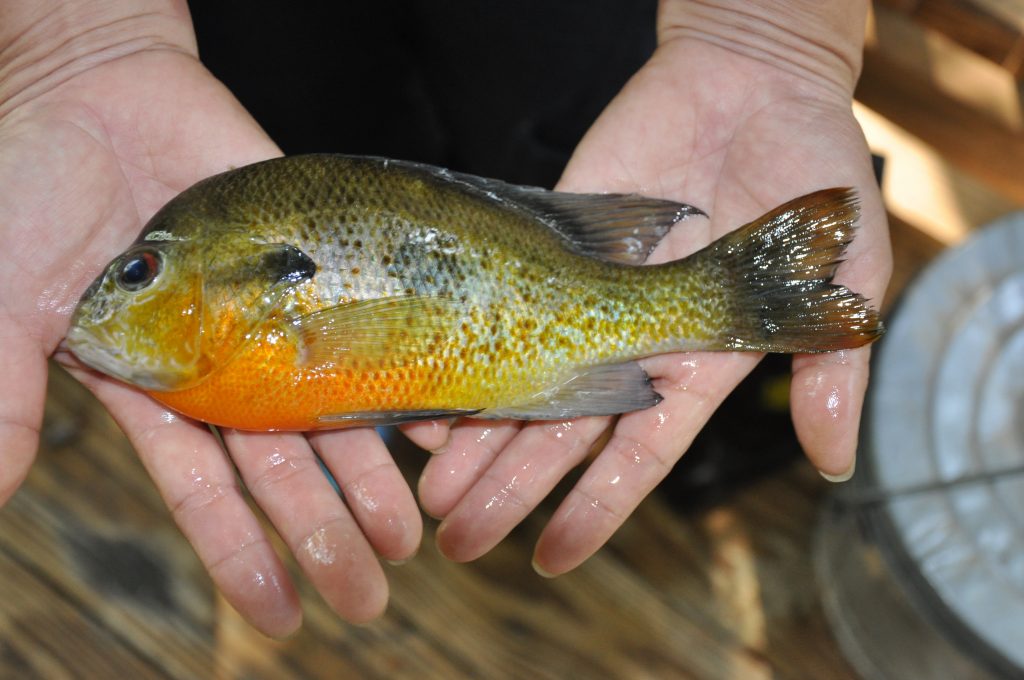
[293,295,468,368]
[479,361,662,420]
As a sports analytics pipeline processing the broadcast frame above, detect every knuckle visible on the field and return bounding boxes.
[607,432,674,476]
[294,515,351,564]
[169,479,237,525]
[205,534,273,576]
[534,420,592,455]
[571,485,627,524]
[479,468,531,509]
[338,460,393,500]
[248,454,322,497]
[451,423,509,463]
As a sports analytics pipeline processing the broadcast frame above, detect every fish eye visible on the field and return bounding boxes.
[115,248,162,292]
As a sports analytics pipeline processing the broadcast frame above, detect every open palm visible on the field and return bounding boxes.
[0,50,419,636]
[408,29,891,575]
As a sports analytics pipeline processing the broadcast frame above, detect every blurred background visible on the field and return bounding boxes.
[2,1,1022,677]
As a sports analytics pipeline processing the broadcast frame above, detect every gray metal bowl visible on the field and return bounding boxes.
[816,213,1024,679]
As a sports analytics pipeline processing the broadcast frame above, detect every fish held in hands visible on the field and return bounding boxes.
[65,154,882,431]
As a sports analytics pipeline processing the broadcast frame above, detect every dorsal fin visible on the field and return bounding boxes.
[507,189,705,265]
[392,160,706,265]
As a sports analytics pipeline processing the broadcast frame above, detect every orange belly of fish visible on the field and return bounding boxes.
[149,328,458,431]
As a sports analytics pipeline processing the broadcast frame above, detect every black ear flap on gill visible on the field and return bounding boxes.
[259,243,317,284]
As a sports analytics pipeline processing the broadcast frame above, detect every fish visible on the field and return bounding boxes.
[65,154,882,431]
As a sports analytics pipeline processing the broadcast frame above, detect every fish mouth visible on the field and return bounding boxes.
[64,325,176,391]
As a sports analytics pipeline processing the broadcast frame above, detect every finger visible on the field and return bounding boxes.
[307,427,422,563]
[533,351,756,576]
[791,346,871,480]
[398,419,453,452]
[790,175,890,480]
[417,419,521,519]
[74,372,301,638]
[0,330,45,505]
[222,429,388,624]
[436,417,610,563]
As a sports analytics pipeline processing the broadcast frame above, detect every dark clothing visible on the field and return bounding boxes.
[189,2,657,187]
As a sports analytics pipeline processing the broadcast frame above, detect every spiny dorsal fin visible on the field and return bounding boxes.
[390,159,706,265]
[478,361,662,420]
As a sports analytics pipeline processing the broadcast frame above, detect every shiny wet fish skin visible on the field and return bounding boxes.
[66,154,881,431]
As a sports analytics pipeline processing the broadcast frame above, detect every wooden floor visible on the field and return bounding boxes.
[2,2,1021,678]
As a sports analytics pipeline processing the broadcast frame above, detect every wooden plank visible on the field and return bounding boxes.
[877,0,1024,76]
[914,0,1024,75]
[868,2,1024,129]
[885,212,948,308]
[0,468,227,678]
[861,3,1020,306]
[0,548,166,680]
[853,101,1018,245]
[858,52,1024,210]
[601,484,856,679]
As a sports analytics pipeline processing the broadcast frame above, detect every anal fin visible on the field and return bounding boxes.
[479,361,662,420]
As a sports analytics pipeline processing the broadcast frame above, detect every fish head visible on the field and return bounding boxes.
[66,237,210,390]
[67,228,318,392]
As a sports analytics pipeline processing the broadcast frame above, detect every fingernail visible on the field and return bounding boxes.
[386,557,409,567]
[419,503,444,521]
[531,557,556,579]
[427,422,457,455]
[820,456,856,483]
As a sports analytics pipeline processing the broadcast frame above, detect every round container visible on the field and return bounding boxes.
[815,213,1024,679]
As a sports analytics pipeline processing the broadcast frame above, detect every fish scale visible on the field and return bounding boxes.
[66,154,882,430]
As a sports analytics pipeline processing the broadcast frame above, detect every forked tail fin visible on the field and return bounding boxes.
[708,188,883,353]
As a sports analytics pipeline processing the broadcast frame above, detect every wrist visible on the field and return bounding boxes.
[657,0,868,95]
[0,1,196,113]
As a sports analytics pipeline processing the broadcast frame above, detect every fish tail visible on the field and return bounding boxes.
[707,187,883,353]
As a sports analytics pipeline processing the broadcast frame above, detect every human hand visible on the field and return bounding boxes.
[0,2,419,636]
[406,0,892,575]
